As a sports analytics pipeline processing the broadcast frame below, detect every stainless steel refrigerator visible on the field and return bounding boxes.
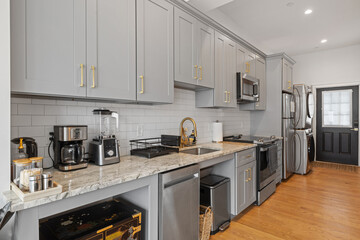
[282,93,295,179]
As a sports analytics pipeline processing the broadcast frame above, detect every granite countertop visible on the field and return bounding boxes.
[2,142,255,212]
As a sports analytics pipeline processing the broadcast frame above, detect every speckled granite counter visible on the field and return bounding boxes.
[2,142,255,212]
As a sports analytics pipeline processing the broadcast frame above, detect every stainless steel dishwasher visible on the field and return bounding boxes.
[159,164,199,240]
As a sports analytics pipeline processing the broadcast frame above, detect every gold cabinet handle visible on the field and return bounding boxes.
[139,75,144,94]
[249,168,252,181]
[199,66,202,80]
[245,169,249,182]
[224,91,228,103]
[91,65,95,88]
[350,128,359,131]
[245,62,250,73]
[194,65,198,79]
[80,64,84,87]
[228,91,231,103]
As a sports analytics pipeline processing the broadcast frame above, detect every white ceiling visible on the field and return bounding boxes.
[188,0,360,56]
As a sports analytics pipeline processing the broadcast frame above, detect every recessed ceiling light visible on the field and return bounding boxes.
[183,0,190,2]
[321,39,328,43]
[304,9,313,15]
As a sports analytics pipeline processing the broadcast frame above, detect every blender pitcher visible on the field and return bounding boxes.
[89,109,120,166]
[93,108,119,138]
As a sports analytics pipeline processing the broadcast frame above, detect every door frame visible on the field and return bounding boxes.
[312,82,360,166]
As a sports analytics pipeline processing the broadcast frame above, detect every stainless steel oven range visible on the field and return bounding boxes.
[223,135,278,205]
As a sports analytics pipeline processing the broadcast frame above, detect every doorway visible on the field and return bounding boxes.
[316,86,359,165]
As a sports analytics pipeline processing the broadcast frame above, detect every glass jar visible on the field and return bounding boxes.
[30,157,43,168]
[12,158,31,186]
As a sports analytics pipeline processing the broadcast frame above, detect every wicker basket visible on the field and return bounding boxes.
[199,205,213,240]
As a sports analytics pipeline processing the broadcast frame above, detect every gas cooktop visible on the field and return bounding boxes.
[223,135,277,145]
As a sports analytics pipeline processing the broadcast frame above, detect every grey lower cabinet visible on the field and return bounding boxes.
[11,0,87,97]
[137,0,174,103]
[196,31,236,107]
[235,149,257,215]
[174,8,214,89]
[86,0,136,100]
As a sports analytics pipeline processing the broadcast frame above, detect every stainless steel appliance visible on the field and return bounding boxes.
[237,72,259,103]
[282,93,295,179]
[200,175,230,234]
[89,109,120,166]
[159,165,199,240]
[295,129,315,175]
[223,135,278,205]
[53,125,88,171]
[293,84,314,129]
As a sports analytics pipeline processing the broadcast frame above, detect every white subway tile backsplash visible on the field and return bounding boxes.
[45,105,67,116]
[18,104,44,115]
[11,115,31,126]
[11,89,250,163]
[32,116,57,126]
[18,126,44,137]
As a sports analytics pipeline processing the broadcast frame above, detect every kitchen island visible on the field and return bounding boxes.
[2,142,255,240]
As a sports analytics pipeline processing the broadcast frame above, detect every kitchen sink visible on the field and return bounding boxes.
[181,147,219,155]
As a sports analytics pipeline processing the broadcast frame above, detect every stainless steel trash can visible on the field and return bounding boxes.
[200,174,230,234]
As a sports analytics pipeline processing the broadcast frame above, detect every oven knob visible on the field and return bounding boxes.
[107,150,114,156]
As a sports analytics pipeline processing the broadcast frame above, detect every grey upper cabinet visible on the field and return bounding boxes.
[11,0,87,97]
[282,59,293,93]
[137,0,174,103]
[174,8,197,86]
[236,44,246,73]
[214,31,236,107]
[174,8,214,89]
[86,0,136,100]
[245,51,256,78]
[255,56,266,110]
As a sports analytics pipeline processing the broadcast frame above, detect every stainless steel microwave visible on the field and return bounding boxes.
[237,72,259,103]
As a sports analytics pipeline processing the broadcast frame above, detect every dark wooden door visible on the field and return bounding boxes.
[316,86,359,165]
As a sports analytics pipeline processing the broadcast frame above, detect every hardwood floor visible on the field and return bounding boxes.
[211,166,360,240]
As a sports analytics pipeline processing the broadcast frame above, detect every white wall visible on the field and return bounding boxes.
[0,0,10,193]
[292,44,360,86]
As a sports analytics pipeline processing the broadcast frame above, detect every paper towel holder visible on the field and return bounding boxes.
[212,120,223,143]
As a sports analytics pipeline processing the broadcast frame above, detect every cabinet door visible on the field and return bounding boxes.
[87,0,136,100]
[137,0,174,103]
[226,38,237,107]
[214,31,227,107]
[11,0,86,97]
[255,56,266,110]
[174,8,197,86]
[246,161,257,205]
[236,44,246,73]
[283,59,293,92]
[197,21,215,88]
[245,51,256,78]
[236,165,248,214]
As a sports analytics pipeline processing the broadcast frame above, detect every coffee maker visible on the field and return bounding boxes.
[89,109,120,166]
[53,125,88,171]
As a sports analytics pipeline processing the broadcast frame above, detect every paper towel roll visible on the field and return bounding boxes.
[212,121,223,142]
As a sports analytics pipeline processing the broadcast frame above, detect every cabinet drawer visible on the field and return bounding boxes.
[236,148,256,167]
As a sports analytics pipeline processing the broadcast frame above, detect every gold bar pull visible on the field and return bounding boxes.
[91,65,95,88]
[80,64,84,87]
[228,91,231,103]
[245,169,249,182]
[245,62,249,73]
[194,65,198,79]
[224,91,228,103]
[97,225,113,234]
[139,75,144,94]
[199,66,202,80]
